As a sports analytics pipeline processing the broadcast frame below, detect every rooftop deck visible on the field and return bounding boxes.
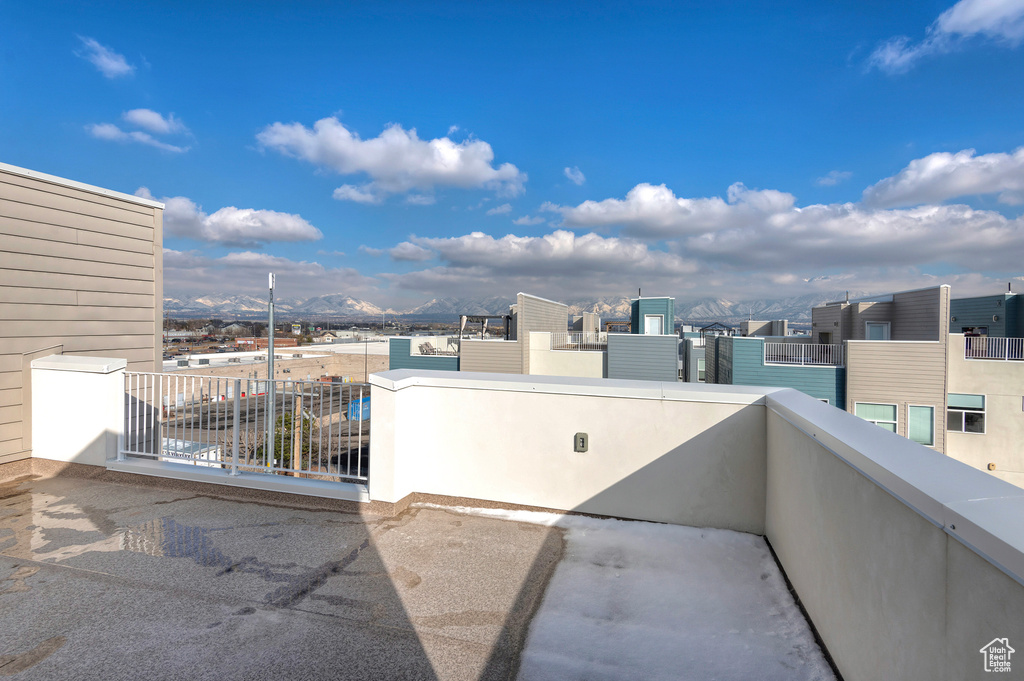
[0,465,832,680]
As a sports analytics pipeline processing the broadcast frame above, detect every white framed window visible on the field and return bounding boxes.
[907,405,935,446]
[644,314,664,335]
[855,402,897,433]
[696,357,706,382]
[948,393,985,434]
[865,321,890,340]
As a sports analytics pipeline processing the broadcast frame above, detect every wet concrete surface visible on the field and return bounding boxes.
[0,474,563,680]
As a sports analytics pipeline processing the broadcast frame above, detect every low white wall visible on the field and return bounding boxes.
[369,370,770,533]
[766,389,1024,681]
[31,355,125,466]
[528,332,605,378]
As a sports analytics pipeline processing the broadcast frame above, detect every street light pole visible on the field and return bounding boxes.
[267,273,276,465]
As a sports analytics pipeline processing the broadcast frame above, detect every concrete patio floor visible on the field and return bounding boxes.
[0,467,833,680]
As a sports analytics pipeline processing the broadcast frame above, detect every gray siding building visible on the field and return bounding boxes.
[0,162,164,464]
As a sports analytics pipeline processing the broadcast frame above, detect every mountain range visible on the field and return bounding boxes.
[164,290,867,324]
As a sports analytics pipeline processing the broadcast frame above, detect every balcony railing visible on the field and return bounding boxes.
[551,332,608,351]
[122,372,369,481]
[764,342,844,366]
[411,336,460,356]
[965,336,1024,360]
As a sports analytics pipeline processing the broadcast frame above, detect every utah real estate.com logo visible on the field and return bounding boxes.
[980,638,1014,673]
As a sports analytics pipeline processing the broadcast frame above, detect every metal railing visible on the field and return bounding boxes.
[965,336,1024,360]
[121,372,369,482]
[550,332,608,351]
[412,336,461,356]
[764,342,844,366]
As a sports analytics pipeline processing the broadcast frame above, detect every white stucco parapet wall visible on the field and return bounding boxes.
[370,368,779,404]
[766,389,1024,586]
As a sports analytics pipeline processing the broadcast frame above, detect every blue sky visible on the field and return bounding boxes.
[3,0,1024,307]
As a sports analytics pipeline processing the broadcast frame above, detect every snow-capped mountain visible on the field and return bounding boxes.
[164,290,869,323]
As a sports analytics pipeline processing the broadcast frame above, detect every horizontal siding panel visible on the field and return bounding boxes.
[0,404,21,425]
[0,438,25,456]
[0,181,156,227]
[77,290,155,308]
[0,388,22,407]
[1,215,154,255]
[0,354,23,372]
[0,198,154,241]
[0,268,154,295]
[0,216,79,244]
[77,228,155,254]
[0,320,155,338]
[0,422,21,441]
[0,334,155,355]
[0,250,154,281]
[0,285,78,306]
[0,303,154,322]
[460,340,521,373]
[0,371,21,390]
[607,334,678,381]
[0,173,155,216]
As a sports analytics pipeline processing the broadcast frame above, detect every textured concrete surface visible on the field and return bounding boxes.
[0,472,563,680]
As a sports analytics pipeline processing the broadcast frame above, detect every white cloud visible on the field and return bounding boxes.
[564,166,586,185]
[76,36,134,78]
[388,242,435,262]
[681,202,1024,272]
[86,123,188,153]
[332,184,383,204]
[358,246,385,256]
[486,203,512,215]
[405,193,436,205]
[122,109,187,135]
[381,229,698,301]
[163,249,376,299]
[146,190,322,246]
[513,215,546,225]
[256,116,527,202]
[815,170,852,187]
[863,147,1024,207]
[868,0,1024,73]
[550,182,796,239]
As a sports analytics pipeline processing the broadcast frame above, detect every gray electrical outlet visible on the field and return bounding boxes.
[574,432,588,452]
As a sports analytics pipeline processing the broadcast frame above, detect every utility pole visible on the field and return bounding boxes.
[267,273,276,466]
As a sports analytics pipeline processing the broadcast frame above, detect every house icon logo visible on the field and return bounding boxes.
[980,638,1014,672]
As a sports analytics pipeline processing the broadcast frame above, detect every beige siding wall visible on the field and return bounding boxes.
[946,333,1024,486]
[811,304,844,342]
[459,340,522,374]
[892,286,949,341]
[0,163,163,463]
[846,340,948,454]
[849,301,893,340]
[516,293,568,374]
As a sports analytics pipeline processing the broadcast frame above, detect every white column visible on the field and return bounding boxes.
[31,355,127,466]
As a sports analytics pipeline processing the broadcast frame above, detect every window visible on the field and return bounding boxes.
[855,403,897,432]
[644,314,664,335]
[865,322,890,340]
[697,357,706,382]
[908,406,934,446]
[948,393,985,434]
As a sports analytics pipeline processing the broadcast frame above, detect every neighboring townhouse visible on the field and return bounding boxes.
[389,294,682,382]
[946,291,1024,486]
[0,162,164,464]
[704,286,951,452]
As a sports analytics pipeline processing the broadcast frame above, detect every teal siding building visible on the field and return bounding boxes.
[949,293,1023,338]
[388,338,460,372]
[708,336,845,406]
[630,297,675,335]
